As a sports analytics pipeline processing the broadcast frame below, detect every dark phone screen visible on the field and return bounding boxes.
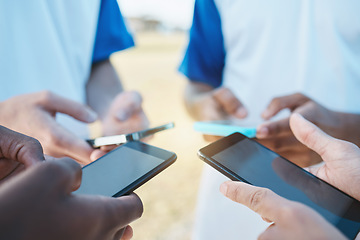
[207,136,360,239]
[75,142,175,197]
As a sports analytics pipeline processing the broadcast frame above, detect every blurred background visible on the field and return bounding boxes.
[110,0,207,239]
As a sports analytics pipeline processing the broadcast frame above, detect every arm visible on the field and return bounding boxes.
[86,59,123,120]
[87,0,148,139]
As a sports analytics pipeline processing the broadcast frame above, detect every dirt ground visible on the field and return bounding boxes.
[110,32,206,240]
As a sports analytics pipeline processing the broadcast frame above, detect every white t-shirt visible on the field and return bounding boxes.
[0,1,101,137]
[180,0,360,239]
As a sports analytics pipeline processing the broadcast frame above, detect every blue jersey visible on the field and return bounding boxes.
[179,0,224,88]
[93,0,134,63]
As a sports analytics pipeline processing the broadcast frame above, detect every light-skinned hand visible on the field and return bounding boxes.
[220,181,347,240]
[90,91,149,161]
[185,82,247,142]
[0,91,97,165]
[289,113,360,200]
[0,158,143,240]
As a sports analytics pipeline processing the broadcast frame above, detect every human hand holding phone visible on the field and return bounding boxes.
[185,82,247,141]
[198,112,360,238]
[0,158,143,240]
[0,91,97,165]
[91,91,150,161]
[217,113,360,239]
[289,113,360,200]
[220,181,348,240]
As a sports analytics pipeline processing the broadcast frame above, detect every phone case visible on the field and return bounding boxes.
[194,121,257,138]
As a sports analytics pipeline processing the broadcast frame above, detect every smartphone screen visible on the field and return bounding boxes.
[198,133,360,239]
[75,141,176,197]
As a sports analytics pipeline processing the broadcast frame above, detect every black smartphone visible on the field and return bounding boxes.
[75,141,177,197]
[198,132,360,239]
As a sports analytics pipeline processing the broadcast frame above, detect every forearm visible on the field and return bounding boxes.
[184,81,214,120]
[86,59,123,120]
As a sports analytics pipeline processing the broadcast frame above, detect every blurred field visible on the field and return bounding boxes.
[110,32,206,240]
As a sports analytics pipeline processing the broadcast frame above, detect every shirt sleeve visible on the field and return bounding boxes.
[92,0,134,63]
[179,0,225,88]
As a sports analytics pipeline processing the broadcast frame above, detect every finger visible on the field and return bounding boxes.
[90,149,108,162]
[203,134,222,142]
[290,113,338,160]
[45,122,93,164]
[111,91,143,122]
[0,126,45,166]
[262,93,310,120]
[38,91,97,123]
[38,158,82,194]
[213,87,248,118]
[257,118,291,138]
[220,181,289,222]
[105,194,143,230]
[120,226,133,240]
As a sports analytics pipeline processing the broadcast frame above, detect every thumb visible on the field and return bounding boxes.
[220,181,289,222]
[290,113,336,160]
[111,91,143,121]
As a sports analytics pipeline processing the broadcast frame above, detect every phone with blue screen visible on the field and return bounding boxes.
[198,132,360,239]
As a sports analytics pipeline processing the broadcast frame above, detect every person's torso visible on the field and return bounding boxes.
[215,0,360,124]
[0,1,101,137]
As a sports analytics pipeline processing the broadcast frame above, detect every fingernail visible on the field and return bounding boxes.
[262,110,270,119]
[86,109,98,122]
[220,183,228,195]
[116,111,129,121]
[235,108,247,118]
[257,127,269,138]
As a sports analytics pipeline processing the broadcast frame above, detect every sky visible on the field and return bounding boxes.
[117,0,195,30]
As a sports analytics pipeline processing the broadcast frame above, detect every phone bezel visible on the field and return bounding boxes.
[198,132,360,202]
[81,141,177,197]
[198,132,360,239]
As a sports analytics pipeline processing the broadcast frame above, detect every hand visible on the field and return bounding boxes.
[0,126,44,183]
[220,181,347,240]
[101,91,149,136]
[290,113,360,200]
[0,158,143,240]
[185,82,247,141]
[91,91,150,161]
[256,93,343,167]
[0,91,97,165]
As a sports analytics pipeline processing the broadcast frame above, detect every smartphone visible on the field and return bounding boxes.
[194,120,257,138]
[198,133,360,239]
[74,141,177,197]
